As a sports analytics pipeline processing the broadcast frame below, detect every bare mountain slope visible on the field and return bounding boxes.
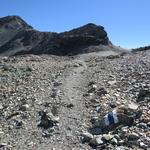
[0,50,150,149]
[0,16,126,56]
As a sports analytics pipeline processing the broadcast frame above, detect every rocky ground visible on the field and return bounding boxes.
[0,50,150,150]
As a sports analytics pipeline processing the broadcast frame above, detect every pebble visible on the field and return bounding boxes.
[73,63,80,67]
[118,140,125,145]
[0,104,3,110]
[108,80,116,86]
[116,146,128,150]
[92,84,97,90]
[20,104,30,111]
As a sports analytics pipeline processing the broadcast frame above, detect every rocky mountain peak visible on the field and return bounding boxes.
[0,16,124,56]
[0,15,33,30]
[62,23,106,36]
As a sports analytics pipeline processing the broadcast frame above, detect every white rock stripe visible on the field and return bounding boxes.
[104,113,110,126]
[112,109,119,124]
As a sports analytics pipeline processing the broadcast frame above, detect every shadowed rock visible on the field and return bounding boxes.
[0,16,124,56]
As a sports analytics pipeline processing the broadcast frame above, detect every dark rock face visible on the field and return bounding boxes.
[0,16,111,56]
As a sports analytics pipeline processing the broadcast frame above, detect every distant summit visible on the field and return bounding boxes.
[0,16,124,56]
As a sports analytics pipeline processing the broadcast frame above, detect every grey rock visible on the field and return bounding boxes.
[53,80,62,86]
[81,132,93,142]
[127,103,139,111]
[128,132,139,141]
[96,88,107,96]
[47,113,60,123]
[137,89,150,102]
[145,137,150,143]
[110,138,118,145]
[118,140,125,145]
[38,111,59,129]
[0,143,7,148]
[108,80,116,86]
[88,87,96,93]
[127,140,138,146]
[15,120,23,129]
[139,142,148,149]
[0,104,3,110]
[42,127,55,137]
[147,122,150,127]
[92,84,97,90]
[90,135,103,145]
[109,102,117,108]
[102,134,114,141]
[66,103,74,108]
[116,146,128,150]
[138,122,148,129]
[114,134,121,141]
[73,63,80,67]
[121,126,128,134]
[19,104,30,111]
[95,106,101,113]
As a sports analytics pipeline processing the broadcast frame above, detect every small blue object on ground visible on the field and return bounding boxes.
[108,112,115,124]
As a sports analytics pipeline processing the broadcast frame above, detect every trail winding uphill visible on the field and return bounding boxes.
[52,51,122,149]
[55,58,89,149]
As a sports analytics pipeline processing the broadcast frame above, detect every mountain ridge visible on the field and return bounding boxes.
[0,15,125,56]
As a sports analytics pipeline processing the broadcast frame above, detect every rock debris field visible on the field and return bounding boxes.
[0,50,150,150]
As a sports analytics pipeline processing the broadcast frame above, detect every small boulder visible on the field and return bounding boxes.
[138,122,148,129]
[110,137,118,145]
[38,111,59,129]
[127,103,139,111]
[81,132,93,142]
[128,132,139,141]
[139,142,148,149]
[96,88,107,97]
[102,134,114,141]
[90,135,103,145]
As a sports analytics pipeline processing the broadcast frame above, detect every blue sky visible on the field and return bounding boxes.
[0,0,150,48]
